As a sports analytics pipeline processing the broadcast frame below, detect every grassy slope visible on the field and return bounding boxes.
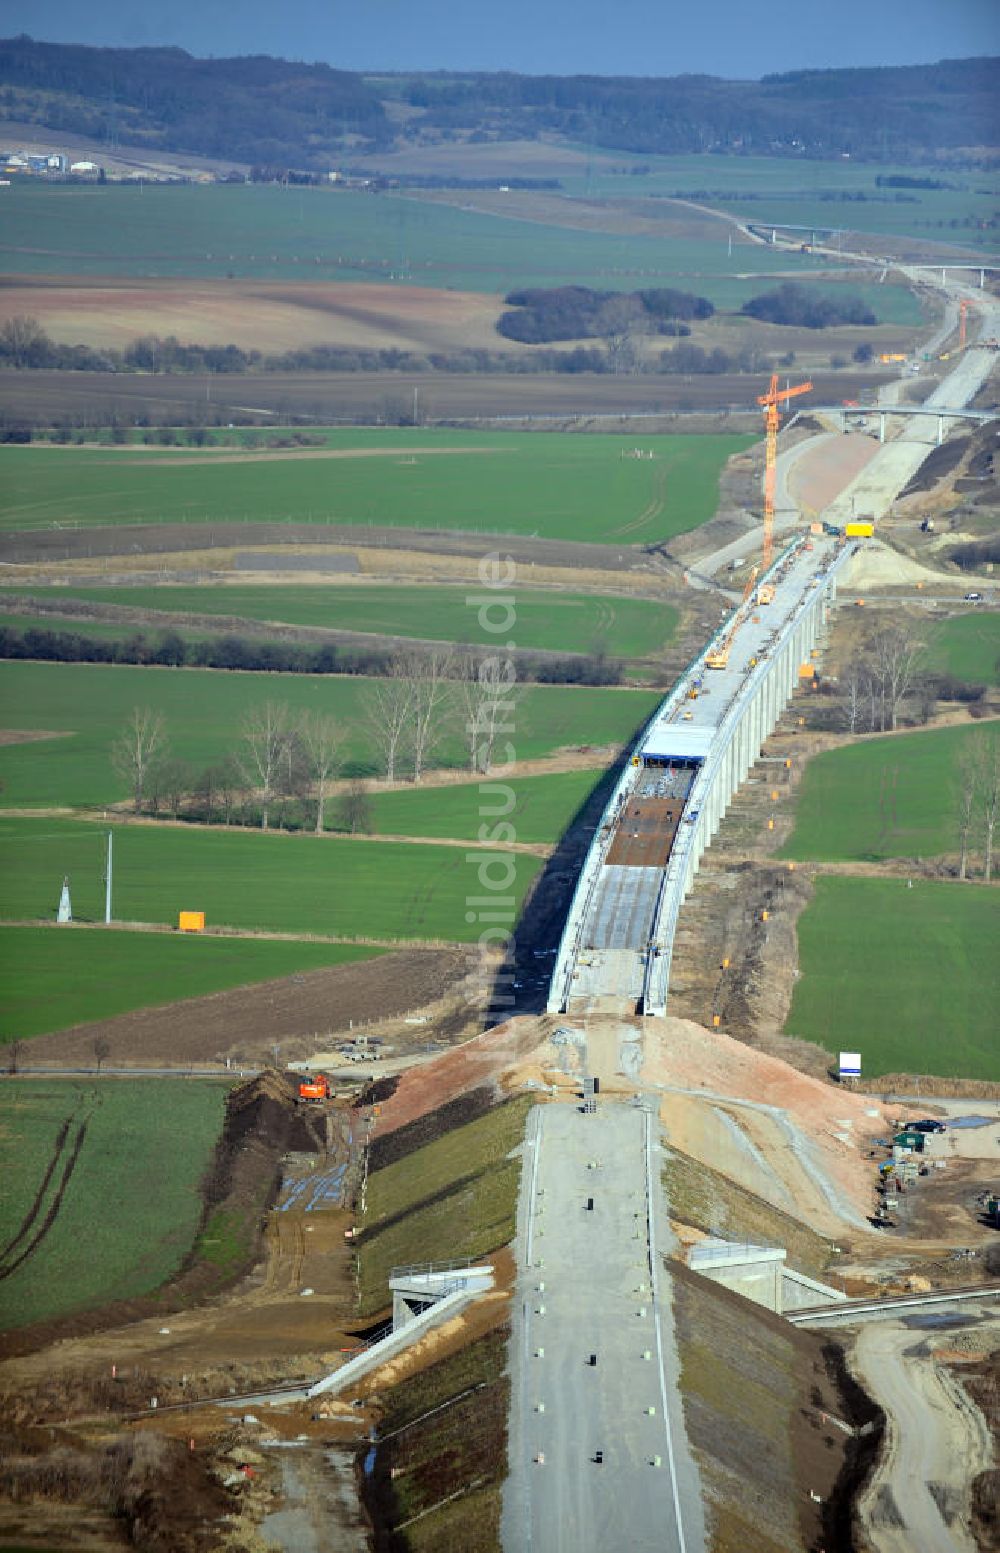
[786,876,999,1079]
[0,1078,226,1329]
[0,815,543,942]
[925,610,1000,686]
[0,433,748,543]
[778,723,995,862]
[0,583,678,658]
[662,1149,834,1281]
[357,1096,530,1315]
[0,925,383,1042]
[0,659,659,806]
[367,1329,509,1553]
[672,1265,820,1553]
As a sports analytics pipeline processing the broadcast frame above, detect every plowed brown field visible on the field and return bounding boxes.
[0,276,511,354]
[20,948,470,1068]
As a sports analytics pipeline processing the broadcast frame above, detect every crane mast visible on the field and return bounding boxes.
[756,373,812,601]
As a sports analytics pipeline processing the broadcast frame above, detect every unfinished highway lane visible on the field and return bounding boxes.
[502,1101,703,1553]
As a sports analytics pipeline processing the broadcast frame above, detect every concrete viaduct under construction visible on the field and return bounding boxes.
[547,317,998,1022]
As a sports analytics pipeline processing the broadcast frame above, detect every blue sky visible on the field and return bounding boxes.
[3,0,997,76]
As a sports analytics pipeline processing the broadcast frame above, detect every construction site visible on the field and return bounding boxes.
[0,235,998,1553]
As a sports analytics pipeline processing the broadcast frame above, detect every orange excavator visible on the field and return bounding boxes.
[297,1073,331,1104]
[756,372,812,603]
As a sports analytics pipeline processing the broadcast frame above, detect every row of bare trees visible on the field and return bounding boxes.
[839,626,926,734]
[954,729,1000,881]
[364,650,516,784]
[110,653,519,831]
[110,702,344,832]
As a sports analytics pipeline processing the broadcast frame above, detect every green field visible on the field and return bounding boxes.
[779,723,995,862]
[786,876,999,1079]
[925,611,1000,686]
[348,768,608,844]
[3,172,989,297]
[559,151,999,252]
[0,611,189,644]
[0,660,659,807]
[0,431,749,543]
[0,583,678,659]
[0,925,384,1042]
[358,1096,530,1314]
[0,816,543,943]
[0,180,834,289]
[0,1077,226,1329]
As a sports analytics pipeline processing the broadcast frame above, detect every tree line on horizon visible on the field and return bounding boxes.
[1,37,995,168]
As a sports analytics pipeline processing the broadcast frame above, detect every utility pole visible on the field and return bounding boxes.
[105,831,113,924]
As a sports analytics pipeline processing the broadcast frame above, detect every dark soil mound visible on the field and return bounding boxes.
[900,434,969,497]
[368,1085,497,1173]
[354,1074,400,1110]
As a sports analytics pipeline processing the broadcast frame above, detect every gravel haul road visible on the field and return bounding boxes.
[853,1317,995,1553]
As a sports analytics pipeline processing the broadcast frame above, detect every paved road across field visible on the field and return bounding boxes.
[502,1099,703,1553]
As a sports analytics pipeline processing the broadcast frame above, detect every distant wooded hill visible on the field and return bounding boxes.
[0,36,996,171]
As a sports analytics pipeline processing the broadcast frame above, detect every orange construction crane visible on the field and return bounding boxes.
[756,372,812,599]
[959,298,975,349]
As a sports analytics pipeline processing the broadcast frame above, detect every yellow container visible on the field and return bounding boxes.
[845,521,874,538]
[178,911,205,933]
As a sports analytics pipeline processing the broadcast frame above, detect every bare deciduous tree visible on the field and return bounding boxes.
[405,649,456,782]
[840,658,870,734]
[239,701,292,830]
[337,778,373,835]
[601,294,646,375]
[150,757,191,818]
[211,754,244,826]
[954,740,980,881]
[298,712,343,832]
[0,314,48,367]
[458,654,520,775]
[362,669,415,784]
[866,626,923,732]
[952,729,1000,880]
[981,731,999,884]
[111,706,168,813]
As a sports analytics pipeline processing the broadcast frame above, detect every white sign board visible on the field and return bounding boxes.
[839,1051,861,1077]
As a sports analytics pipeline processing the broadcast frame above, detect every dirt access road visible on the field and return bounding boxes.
[853,1316,995,1553]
